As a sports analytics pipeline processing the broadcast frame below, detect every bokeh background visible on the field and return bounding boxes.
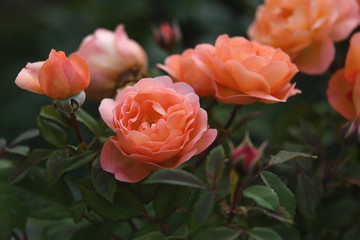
[0,0,347,148]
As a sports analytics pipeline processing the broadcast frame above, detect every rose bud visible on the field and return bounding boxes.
[153,22,182,52]
[15,49,90,113]
[76,24,148,100]
[230,132,267,174]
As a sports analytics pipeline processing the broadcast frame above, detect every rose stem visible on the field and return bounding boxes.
[70,112,85,144]
[195,104,241,168]
[225,176,243,225]
[22,229,29,240]
[225,164,273,225]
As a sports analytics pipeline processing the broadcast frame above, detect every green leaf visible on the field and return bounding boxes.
[296,173,320,218]
[60,152,96,175]
[91,156,117,203]
[146,169,207,189]
[77,179,144,221]
[76,108,102,136]
[47,151,95,185]
[167,224,189,239]
[193,227,240,240]
[269,151,316,166]
[132,224,161,239]
[243,185,279,211]
[46,149,69,185]
[249,227,282,240]
[10,129,39,146]
[153,185,190,220]
[126,183,157,205]
[39,105,72,129]
[190,191,215,231]
[255,206,293,224]
[8,167,73,219]
[134,231,165,240]
[37,117,67,148]
[205,145,226,188]
[260,171,296,219]
[5,145,30,156]
[8,149,53,185]
[0,205,11,240]
[70,226,108,240]
[70,200,86,223]
[0,195,27,229]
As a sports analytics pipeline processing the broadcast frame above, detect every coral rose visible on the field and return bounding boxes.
[159,34,300,105]
[76,24,147,100]
[248,0,359,75]
[327,32,360,120]
[99,76,217,182]
[15,49,90,99]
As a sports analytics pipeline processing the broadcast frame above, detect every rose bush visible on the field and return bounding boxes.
[77,24,147,100]
[15,49,90,99]
[99,76,217,182]
[327,32,360,120]
[248,0,359,75]
[159,34,300,105]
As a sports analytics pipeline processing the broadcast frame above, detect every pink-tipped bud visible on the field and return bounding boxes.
[153,22,182,52]
[230,132,267,174]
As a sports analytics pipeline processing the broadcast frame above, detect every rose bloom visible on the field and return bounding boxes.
[159,34,300,105]
[15,49,90,99]
[248,0,359,75]
[99,76,217,182]
[327,32,360,120]
[77,24,147,100]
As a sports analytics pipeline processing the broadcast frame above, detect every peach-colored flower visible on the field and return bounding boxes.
[15,49,90,99]
[99,76,217,182]
[77,24,147,100]
[248,0,359,75]
[356,0,360,24]
[159,34,300,105]
[327,32,360,120]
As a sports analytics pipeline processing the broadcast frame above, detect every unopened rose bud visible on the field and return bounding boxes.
[153,22,182,52]
[15,49,90,100]
[230,132,267,174]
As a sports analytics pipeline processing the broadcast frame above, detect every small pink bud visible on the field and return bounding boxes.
[230,132,267,174]
[153,22,182,52]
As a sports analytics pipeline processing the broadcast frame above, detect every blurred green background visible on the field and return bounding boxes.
[0,0,347,147]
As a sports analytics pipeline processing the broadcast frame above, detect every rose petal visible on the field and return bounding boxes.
[294,39,335,75]
[100,137,151,182]
[225,60,271,93]
[99,98,117,130]
[15,61,44,94]
[345,32,360,80]
[327,69,357,120]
